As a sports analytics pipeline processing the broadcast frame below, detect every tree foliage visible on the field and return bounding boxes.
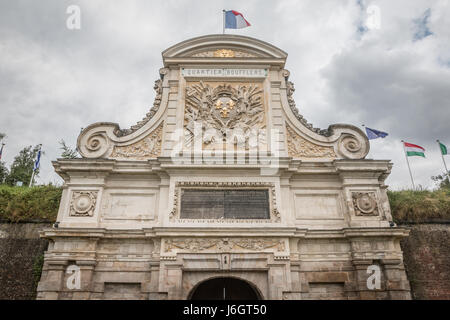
[0,161,9,183]
[59,139,78,159]
[431,171,450,189]
[5,145,41,186]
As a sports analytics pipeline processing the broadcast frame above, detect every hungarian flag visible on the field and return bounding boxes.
[404,141,425,157]
[438,141,448,155]
[224,10,251,29]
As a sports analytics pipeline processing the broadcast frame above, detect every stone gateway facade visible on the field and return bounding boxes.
[37,35,411,300]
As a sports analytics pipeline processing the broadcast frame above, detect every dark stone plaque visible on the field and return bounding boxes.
[180,189,270,219]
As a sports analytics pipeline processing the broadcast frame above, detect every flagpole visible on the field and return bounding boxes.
[437,140,449,178]
[222,10,226,34]
[401,140,415,190]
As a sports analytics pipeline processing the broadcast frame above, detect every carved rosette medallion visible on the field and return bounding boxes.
[184,82,265,149]
[69,191,98,217]
[352,192,379,216]
[286,125,336,158]
[110,122,163,160]
[164,238,286,253]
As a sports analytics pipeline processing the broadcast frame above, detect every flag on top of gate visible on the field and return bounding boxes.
[365,127,388,140]
[0,144,4,160]
[224,10,251,29]
[403,141,425,157]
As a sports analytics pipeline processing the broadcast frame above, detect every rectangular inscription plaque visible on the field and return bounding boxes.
[180,189,270,219]
[181,68,267,78]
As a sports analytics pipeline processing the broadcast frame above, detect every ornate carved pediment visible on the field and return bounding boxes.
[184,82,265,148]
[110,122,163,160]
[286,125,336,159]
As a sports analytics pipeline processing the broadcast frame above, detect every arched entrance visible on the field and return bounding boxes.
[189,277,261,300]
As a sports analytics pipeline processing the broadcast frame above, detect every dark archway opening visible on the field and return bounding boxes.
[189,277,261,300]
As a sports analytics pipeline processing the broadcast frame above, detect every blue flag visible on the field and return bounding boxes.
[365,127,388,140]
[33,150,41,171]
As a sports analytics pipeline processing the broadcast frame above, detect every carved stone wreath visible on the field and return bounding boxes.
[352,192,379,216]
[184,82,265,148]
[164,238,285,253]
[69,191,98,217]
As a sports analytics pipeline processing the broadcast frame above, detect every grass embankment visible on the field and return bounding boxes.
[388,188,450,223]
[0,185,62,222]
[0,184,449,223]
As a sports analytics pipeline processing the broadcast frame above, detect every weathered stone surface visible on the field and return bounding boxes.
[35,35,411,300]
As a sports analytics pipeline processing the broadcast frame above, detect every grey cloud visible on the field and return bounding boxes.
[0,0,449,189]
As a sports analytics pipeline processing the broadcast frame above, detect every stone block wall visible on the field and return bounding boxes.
[0,222,50,299]
[400,223,450,300]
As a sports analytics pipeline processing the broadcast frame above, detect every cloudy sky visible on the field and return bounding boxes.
[0,0,449,189]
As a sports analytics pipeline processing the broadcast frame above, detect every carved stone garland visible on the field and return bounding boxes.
[169,182,281,223]
[164,238,285,253]
[110,122,163,159]
[184,82,265,148]
[69,191,98,217]
[286,125,336,158]
[352,192,379,216]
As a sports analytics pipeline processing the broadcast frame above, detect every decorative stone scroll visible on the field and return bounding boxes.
[164,238,286,253]
[286,125,336,158]
[169,182,281,223]
[110,122,163,159]
[69,191,98,217]
[352,192,379,216]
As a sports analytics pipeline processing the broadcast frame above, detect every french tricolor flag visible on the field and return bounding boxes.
[225,10,251,29]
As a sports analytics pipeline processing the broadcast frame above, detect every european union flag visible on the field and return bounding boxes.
[365,127,388,140]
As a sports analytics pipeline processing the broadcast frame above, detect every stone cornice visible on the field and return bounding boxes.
[39,226,410,240]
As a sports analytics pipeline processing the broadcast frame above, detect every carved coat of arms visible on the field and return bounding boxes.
[184,82,265,147]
